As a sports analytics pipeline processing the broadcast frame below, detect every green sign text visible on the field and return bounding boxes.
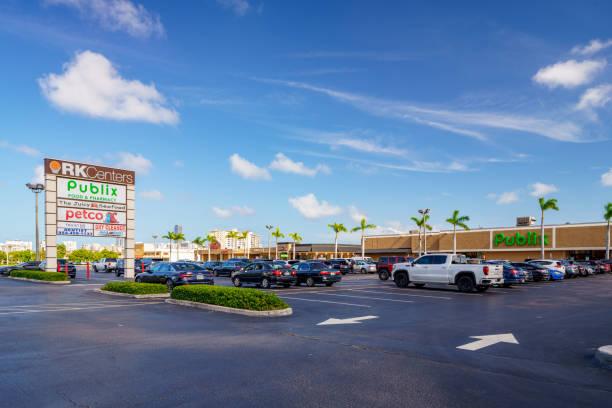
[493,232,549,247]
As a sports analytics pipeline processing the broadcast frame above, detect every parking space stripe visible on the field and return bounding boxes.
[348,288,452,300]
[0,302,163,315]
[278,296,371,307]
[315,292,415,303]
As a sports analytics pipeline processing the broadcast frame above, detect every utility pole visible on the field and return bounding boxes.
[418,208,431,255]
[26,183,45,261]
[265,225,274,259]
[152,235,158,257]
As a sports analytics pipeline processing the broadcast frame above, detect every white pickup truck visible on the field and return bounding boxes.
[391,254,503,292]
[92,258,118,273]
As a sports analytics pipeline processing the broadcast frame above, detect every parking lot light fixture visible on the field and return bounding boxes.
[152,235,158,257]
[266,225,274,259]
[26,183,45,261]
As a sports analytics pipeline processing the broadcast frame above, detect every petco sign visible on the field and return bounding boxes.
[57,207,126,224]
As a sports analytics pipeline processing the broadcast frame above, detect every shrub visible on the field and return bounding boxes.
[10,270,68,281]
[171,285,289,311]
[101,281,167,295]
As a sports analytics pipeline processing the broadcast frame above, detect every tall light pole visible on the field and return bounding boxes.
[152,235,158,257]
[26,183,45,261]
[265,225,274,259]
[418,208,431,255]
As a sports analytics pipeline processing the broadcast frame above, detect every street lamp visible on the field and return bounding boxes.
[265,225,274,259]
[418,208,431,254]
[152,235,158,257]
[26,183,45,261]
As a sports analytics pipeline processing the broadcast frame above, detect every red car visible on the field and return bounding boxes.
[377,256,413,280]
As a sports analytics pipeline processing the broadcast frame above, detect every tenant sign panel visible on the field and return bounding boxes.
[57,177,127,204]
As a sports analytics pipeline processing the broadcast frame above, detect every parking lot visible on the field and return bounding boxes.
[1,268,611,407]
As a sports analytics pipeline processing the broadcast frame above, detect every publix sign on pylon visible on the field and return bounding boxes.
[494,232,549,247]
[57,177,126,204]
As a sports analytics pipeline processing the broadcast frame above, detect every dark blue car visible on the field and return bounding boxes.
[486,262,525,287]
[135,262,214,291]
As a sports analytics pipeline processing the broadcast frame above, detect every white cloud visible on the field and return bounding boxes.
[38,50,178,125]
[348,205,367,223]
[529,182,558,197]
[212,205,255,218]
[212,206,233,218]
[575,84,612,111]
[571,39,612,56]
[46,0,164,38]
[138,189,164,200]
[374,221,411,235]
[173,160,185,167]
[257,78,584,142]
[116,152,153,174]
[532,59,606,89]
[487,191,519,205]
[288,193,342,219]
[229,153,271,180]
[601,169,612,186]
[269,153,330,176]
[31,165,45,184]
[0,141,41,156]
[216,0,250,16]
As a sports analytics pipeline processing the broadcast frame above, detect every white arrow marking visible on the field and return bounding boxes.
[317,315,379,326]
[457,333,519,351]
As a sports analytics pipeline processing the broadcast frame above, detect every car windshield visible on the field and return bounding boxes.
[222,262,233,267]
[173,263,205,271]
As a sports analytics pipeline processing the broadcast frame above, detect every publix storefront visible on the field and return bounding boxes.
[364,222,610,262]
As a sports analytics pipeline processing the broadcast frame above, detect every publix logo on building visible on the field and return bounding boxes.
[494,232,549,247]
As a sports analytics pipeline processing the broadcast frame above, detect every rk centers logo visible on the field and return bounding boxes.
[494,232,549,247]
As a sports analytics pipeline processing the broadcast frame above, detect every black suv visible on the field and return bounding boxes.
[327,259,351,275]
[213,261,247,277]
[232,261,297,289]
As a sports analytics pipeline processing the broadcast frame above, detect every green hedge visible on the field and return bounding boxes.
[10,270,68,281]
[101,281,167,295]
[171,285,290,311]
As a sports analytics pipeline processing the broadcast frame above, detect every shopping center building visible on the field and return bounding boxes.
[364,222,610,262]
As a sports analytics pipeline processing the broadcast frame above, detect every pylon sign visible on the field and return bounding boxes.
[44,158,136,278]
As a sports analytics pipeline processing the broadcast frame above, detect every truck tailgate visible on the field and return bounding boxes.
[487,265,503,278]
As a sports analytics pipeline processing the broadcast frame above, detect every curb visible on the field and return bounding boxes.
[94,289,170,299]
[595,345,612,369]
[165,298,293,317]
[7,276,70,285]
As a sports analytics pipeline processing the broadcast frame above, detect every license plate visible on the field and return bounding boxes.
[197,274,204,280]
[284,272,290,275]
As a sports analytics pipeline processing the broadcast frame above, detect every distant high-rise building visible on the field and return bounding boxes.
[174,225,183,234]
[208,229,261,250]
[61,241,77,252]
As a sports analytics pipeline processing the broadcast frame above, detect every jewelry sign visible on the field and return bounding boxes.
[44,158,136,277]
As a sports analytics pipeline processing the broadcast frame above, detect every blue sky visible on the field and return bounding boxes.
[1,0,612,246]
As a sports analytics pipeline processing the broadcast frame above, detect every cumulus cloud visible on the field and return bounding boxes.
[31,165,45,184]
[288,193,342,219]
[571,39,612,56]
[575,84,612,111]
[529,182,558,197]
[212,205,255,218]
[229,153,271,180]
[269,153,330,176]
[601,169,612,186]
[374,221,411,235]
[46,0,164,38]
[116,152,153,174]
[38,50,179,124]
[348,205,367,223]
[487,191,519,205]
[216,0,250,16]
[533,59,606,89]
[138,189,164,200]
[0,141,41,156]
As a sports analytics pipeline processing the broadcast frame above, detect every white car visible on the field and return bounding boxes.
[391,254,504,292]
[353,260,377,274]
[527,259,566,275]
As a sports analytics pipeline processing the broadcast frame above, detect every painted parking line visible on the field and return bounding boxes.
[315,292,415,304]
[278,296,371,308]
[0,302,163,315]
[347,288,453,300]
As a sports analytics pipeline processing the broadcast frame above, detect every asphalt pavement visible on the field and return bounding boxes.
[1,268,611,407]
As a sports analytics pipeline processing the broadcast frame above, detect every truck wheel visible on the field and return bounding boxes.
[233,277,242,287]
[394,272,409,288]
[413,283,425,288]
[476,285,489,292]
[457,276,475,293]
[378,270,389,281]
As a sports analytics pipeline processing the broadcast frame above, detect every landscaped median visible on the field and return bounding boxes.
[95,282,170,299]
[166,285,293,317]
[8,270,70,284]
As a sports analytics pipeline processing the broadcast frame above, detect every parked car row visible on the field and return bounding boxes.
[0,259,76,279]
[389,254,612,293]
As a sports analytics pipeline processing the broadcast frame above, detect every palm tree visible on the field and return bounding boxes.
[410,216,432,256]
[192,236,205,261]
[289,232,303,260]
[271,227,284,259]
[226,230,239,258]
[445,210,470,255]
[240,231,250,259]
[162,232,175,261]
[204,233,218,262]
[328,222,347,258]
[351,218,377,259]
[538,197,559,259]
[604,202,612,260]
[174,232,185,261]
